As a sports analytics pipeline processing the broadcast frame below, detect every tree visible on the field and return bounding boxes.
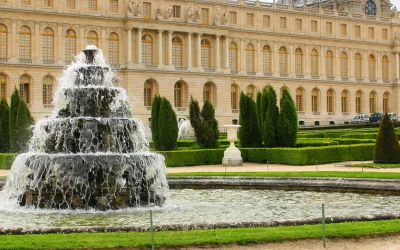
[15,98,34,153]
[277,88,298,147]
[189,96,201,137]
[373,113,400,163]
[259,88,268,142]
[239,92,262,147]
[9,88,20,152]
[0,98,10,152]
[256,91,262,133]
[157,97,178,151]
[150,95,162,149]
[263,87,279,147]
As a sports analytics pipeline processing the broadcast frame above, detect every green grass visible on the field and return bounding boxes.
[1,219,400,249]
[351,163,400,169]
[168,171,400,179]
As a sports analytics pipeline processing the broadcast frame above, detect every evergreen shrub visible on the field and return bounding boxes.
[15,99,34,153]
[0,98,10,152]
[374,113,400,163]
[0,153,17,169]
[277,88,298,147]
[150,95,162,149]
[239,92,262,147]
[157,97,178,151]
[9,88,20,153]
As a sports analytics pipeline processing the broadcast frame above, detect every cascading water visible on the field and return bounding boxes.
[1,45,168,210]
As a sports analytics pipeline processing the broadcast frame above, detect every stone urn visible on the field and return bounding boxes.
[222,125,243,166]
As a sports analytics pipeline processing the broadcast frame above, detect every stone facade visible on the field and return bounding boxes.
[0,0,400,127]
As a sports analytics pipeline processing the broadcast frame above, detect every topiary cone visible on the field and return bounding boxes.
[373,113,400,163]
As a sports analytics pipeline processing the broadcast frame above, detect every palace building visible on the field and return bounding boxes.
[0,0,399,127]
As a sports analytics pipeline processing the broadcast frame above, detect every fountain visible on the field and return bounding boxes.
[1,45,168,210]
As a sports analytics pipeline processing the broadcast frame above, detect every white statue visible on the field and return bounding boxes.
[395,30,400,42]
[156,4,163,19]
[136,0,142,16]
[187,6,193,21]
[214,9,220,24]
[126,0,134,16]
[195,8,201,22]
[166,5,172,19]
[222,11,229,25]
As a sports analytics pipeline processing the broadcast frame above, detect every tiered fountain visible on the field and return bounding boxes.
[2,46,168,210]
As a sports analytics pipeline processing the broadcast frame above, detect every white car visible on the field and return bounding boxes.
[388,113,398,122]
[350,114,370,124]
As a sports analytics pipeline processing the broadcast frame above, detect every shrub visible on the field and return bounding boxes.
[239,92,262,147]
[0,153,17,169]
[374,113,400,163]
[0,98,10,152]
[256,91,262,133]
[157,97,178,151]
[15,99,34,153]
[258,88,268,143]
[9,88,20,153]
[263,87,279,147]
[150,95,162,149]
[160,149,224,167]
[277,88,298,147]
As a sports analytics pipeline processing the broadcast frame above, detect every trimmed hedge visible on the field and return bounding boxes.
[0,154,17,169]
[160,149,224,167]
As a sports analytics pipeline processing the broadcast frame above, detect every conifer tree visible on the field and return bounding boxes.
[277,88,298,147]
[150,95,162,149]
[157,97,178,151]
[15,99,34,153]
[374,113,400,163]
[9,88,20,152]
[189,96,201,137]
[256,91,262,133]
[0,98,10,152]
[239,92,262,147]
[200,100,219,148]
[259,88,268,143]
[262,87,280,148]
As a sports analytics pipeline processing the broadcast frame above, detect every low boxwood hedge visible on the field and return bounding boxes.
[0,154,17,170]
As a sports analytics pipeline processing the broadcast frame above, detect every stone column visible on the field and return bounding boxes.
[34,21,40,63]
[396,52,399,81]
[364,50,369,82]
[320,47,325,79]
[158,30,163,65]
[257,40,262,75]
[240,39,246,74]
[224,36,229,70]
[305,45,310,78]
[80,26,85,51]
[289,43,294,77]
[335,48,341,80]
[127,28,132,65]
[187,32,192,68]
[11,20,17,63]
[101,27,107,57]
[137,28,142,64]
[168,30,173,66]
[215,34,220,70]
[197,33,202,68]
[349,49,354,81]
[57,25,63,65]
[273,42,279,77]
[376,51,382,83]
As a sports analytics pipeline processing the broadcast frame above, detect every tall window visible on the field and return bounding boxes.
[88,0,97,11]
[311,49,318,76]
[143,2,151,19]
[0,74,6,99]
[311,20,317,32]
[246,13,254,26]
[42,27,54,63]
[42,76,53,105]
[110,0,118,13]
[201,39,211,68]
[295,48,303,76]
[144,80,153,107]
[142,35,153,65]
[382,55,389,81]
[231,85,238,110]
[172,37,182,67]
[355,53,362,79]
[369,91,376,114]
[368,54,376,80]
[365,0,377,16]
[246,43,254,72]
[340,24,347,36]
[108,32,119,65]
[262,45,271,73]
[21,0,30,4]
[383,92,389,113]
[312,88,319,113]
[44,0,53,7]
[327,89,334,113]
[87,30,98,46]
[201,8,209,25]
[356,91,362,113]
[326,22,333,34]
[280,17,287,29]
[368,27,375,39]
[0,24,7,59]
[263,15,270,28]
[174,82,182,107]
[355,25,361,38]
[19,26,31,60]
[341,90,349,113]
[279,46,287,74]
[229,42,238,70]
[247,85,255,100]
[229,12,237,24]
[326,50,334,78]
[66,0,75,9]
[296,88,304,112]
[65,29,76,63]
[19,75,30,103]
[340,52,348,78]
[295,19,302,31]
[203,82,212,102]
[172,5,181,18]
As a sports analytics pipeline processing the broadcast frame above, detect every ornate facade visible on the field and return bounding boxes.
[0,0,400,126]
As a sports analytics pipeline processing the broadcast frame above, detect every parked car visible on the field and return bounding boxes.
[388,113,398,122]
[350,114,370,124]
[369,112,384,123]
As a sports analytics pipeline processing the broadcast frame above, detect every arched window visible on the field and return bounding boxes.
[19,75,30,104]
[311,49,318,76]
[279,46,287,74]
[247,85,255,100]
[365,0,376,16]
[368,54,376,80]
[382,55,389,81]
[295,48,303,76]
[356,90,363,113]
[229,42,238,70]
[203,82,212,103]
[326,50,334,78]
[42,27,54,63]
[296,88,304,112]
[0,24,8,59]
[340,52,348,78]
[108,32,119,65]
[262,45,271,73]
[341,90,349,113]
[246,43,255,72]
[383,92,390,113]
[87,30,98,46]
[327,89,334,113]
[143,80,153,107]
[201,39,211,68]
[231,84,238,110]
[42,76,53,105]
[174,82,182,107]
[311,88,319,113]
[354,53,362,79]
[65,29,76,63]
[369,91,377,114]
[172,37,183,67]
[19,26,31,60]
[0,74,7,99]
[142,35,153,65]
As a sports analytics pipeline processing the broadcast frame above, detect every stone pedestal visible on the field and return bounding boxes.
[222,125,243,166]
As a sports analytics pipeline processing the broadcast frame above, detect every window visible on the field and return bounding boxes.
[341,90,349,113]
[201,8,209,25]
[368,54,376,80]
[355,25,361,38]
[340,24,347,36]
[311,20,317,32]
[203,83,211,102]
[262,45,271,73]
[263,15,270,28]
[295,19,302,31]
[296,88,304,112]
[143,2,151,19]
[42,76,53,105]
[110,0,118,13]
[340,52,348,78]
[326,22,332,34]
[201,39,211,68]
[44,0,53,7]
[246,43,254,72]
[231,85,238,110]
[88,0,97,11]
[87,30,98,46]
[369,92,376,114]
[66,0,75,9]
[311,49,318,76]
[19,75,30,103]
[279,46,287,74]
[382,29,388,40]
[365,0,376,16]
[144,80,153,107]
[247,85,255,100]
[172,37,182,67]
[142,35,153,65]
[246,13,254,26]
[20,0,30,4]
[326,50,333,78]
[174,82,182,107]
[383,92,389,113]
[312,88,319,113]
[327,89,334,113]
[356,91,362,113]
[382,55,389,81]
[295,48,303,76]
[172,5,181,18]
[0,24,7,59]
[0,74,6,99]
[280,17,287,29]
[108,32,119,65]
[65,29,76,63]
[368,27,374,39]
[19,26,31,60]
[229,12,237,24]
[42,27,54,63]
[229,42,238,70]
[354,53,362,80]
